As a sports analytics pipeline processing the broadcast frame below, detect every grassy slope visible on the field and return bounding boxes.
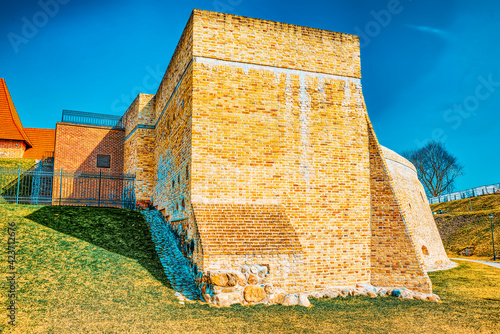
[431,194,500,260]
[0,158,36,171]
[0,159,37,203]
[0,204,500,333]
[431,194,500,214]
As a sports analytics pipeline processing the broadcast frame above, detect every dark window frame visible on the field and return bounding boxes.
[96,154,111,168]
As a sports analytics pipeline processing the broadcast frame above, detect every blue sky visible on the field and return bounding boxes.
[1,0,499,191]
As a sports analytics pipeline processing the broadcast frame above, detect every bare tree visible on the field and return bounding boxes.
[402,141,464,197]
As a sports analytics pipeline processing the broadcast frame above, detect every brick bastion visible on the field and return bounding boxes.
[54,9,453,305]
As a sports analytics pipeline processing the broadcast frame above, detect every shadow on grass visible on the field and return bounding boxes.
[26,205,172,289]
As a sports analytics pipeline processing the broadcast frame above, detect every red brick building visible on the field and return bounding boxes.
[53,117,124,175]
[0,78,128,207]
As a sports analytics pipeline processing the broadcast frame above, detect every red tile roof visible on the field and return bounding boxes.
[0,78,33,148]
[23,128,55,159]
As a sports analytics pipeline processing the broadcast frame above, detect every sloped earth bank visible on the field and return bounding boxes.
[434,213,500,257]
[434,214,485,240]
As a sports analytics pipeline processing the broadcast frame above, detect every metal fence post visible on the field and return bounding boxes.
[16,163,21,204]
[2,167,133,208]
[98,169,102,207]
[490,214,497,261]
[59,168,63,206]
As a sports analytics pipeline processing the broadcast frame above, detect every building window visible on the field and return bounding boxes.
[97,154,111,168]
[181,198,185,210]
[172,179,175,189]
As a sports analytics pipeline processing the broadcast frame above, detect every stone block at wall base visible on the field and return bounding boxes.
[136,200,152,210]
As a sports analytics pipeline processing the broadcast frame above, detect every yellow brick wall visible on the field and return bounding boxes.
[152,62,201,268]
[154,66,192,215]
[140,9,445,294]
[367,122,432,293]
[123,94,156,206]
[190,57,371,290]
[192,9,361,78]
[155,14,193,120]
[381,146,453,271]
[193,204,302,256]
[122,93,156,132]
[192,203,306,291]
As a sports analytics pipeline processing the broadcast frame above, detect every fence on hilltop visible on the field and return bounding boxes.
[428,183,500,204]
[0,163,135,209]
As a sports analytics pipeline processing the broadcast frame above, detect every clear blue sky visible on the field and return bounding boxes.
[1,0,499,191]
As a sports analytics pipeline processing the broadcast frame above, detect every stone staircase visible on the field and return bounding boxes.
[142,210,202,301]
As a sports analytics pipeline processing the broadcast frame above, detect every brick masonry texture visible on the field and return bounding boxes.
[154,15,193,120]
[191,60,372,291]
[53,123,125,204]
[381,146,454,271]
[192,10,361,78]
[91,9,450,297]
[186,9,373,290]
[123,94,156,206]
[367,122,431,293]
[0,140,26,158]
[193,204,302,256]
[54,123,124,175]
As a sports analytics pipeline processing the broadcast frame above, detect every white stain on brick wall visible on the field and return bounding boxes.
[194,57,361,85]
[299,73,312,186]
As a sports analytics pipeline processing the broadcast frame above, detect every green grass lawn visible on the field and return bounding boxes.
[1,204,500,333]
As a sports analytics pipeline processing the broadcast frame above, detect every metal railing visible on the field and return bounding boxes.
[429,183,500,204]
[42,151,54,158]
[61,110,124,129]
[0,164,135,209]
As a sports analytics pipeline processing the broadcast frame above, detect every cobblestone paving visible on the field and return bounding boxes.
[142,210,202,301]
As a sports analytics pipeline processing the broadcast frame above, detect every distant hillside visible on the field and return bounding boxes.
[431,194,500,214]
[431,194,500,259]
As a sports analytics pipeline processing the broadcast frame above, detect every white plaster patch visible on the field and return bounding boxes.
[274,71,281,86]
